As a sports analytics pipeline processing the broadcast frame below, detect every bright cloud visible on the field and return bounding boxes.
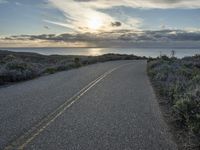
[46,0,200,33]
[46,0,144,32]
[77,0,200,9]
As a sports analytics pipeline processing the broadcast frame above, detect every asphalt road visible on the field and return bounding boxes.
[0,60,177,150]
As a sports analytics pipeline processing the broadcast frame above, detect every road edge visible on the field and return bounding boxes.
[145,62,179,150]
[146,62,200,150]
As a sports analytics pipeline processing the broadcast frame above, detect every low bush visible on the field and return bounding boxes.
[0,50,144,85]
[148,56,200,136]
[0,59,40,83]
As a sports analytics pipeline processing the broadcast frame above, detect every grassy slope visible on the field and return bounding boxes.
[148,55,200,149]
[0,50,143,85]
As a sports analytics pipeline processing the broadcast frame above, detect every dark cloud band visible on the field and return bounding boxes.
[3,30,200,42]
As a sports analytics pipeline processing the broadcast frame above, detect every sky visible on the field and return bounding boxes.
[0,0,200,47]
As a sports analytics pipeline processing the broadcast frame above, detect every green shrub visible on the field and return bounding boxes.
[160,55,171,61]
[148,57,200,135]
[174,97,200,134]
[44,67,57,74]
[0,51,144,85]
[192,74,200,84]
[6,61,29,71]
[2,54,16,62]
[74,57,82,67]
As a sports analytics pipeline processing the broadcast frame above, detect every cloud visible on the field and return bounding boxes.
[47,0,116,32]
[117,0,200,9]
[44,20,73,29]
[1,29,200,48]
[3,29,200,42]
[1,0,200,47]
[44,25,50,29]
[46,0,144,32]
[67,0,200,9]
[111,21,122,27]
[46,0,200,33]
[74,0,96,2]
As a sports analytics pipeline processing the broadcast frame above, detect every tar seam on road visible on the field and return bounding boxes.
[4,62,133,150]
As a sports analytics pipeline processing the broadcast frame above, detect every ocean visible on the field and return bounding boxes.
[1,47,200,58]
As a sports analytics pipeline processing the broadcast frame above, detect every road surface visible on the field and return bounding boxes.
[0,60,177,150]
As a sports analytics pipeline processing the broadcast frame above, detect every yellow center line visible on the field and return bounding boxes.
[4,62,133,150]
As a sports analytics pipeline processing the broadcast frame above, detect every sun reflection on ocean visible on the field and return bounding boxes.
[88,48,103,56]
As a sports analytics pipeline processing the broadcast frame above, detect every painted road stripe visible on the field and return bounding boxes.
[5,62,132,150]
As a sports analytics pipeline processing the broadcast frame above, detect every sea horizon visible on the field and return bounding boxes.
[1,47,200,58]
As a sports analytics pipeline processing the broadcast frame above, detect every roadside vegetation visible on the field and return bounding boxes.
[148,55,200,149]
[0,50,143,85]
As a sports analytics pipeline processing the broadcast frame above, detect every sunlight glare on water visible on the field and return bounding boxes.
[88,48,103,56]
[2,47,200,58]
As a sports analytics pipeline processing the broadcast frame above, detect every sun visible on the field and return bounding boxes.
[87,15,103,31]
